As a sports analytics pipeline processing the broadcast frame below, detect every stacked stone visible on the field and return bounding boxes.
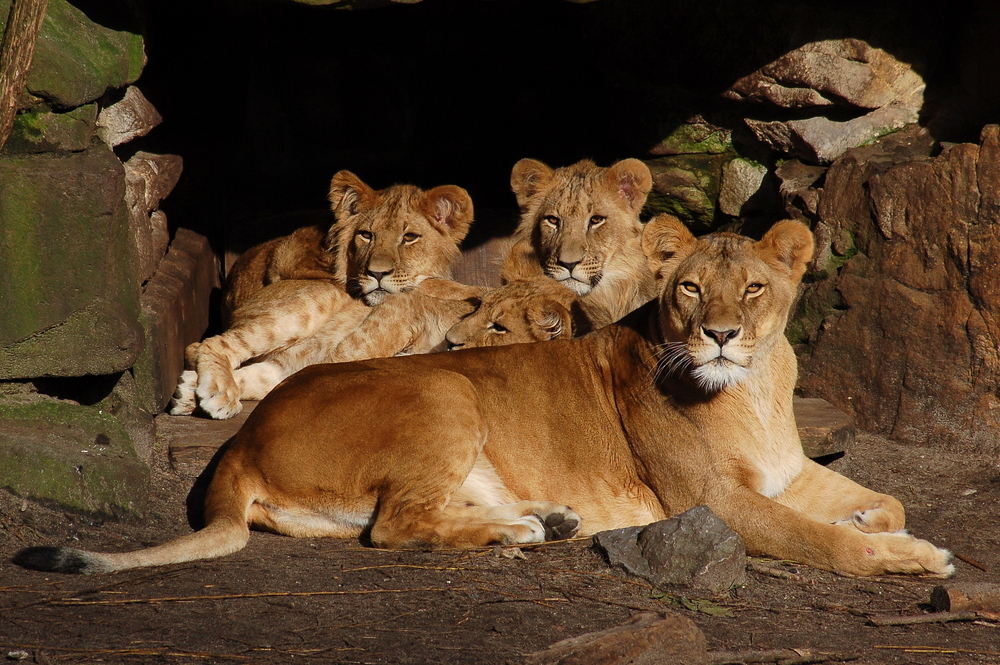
[0,0,216,515]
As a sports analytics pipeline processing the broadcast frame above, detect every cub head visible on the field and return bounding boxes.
[445,280,578,350]
[327,171,474,306]
[643,217,814,392]
[509,158,652,296]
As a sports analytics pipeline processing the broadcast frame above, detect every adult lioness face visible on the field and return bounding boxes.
[644,217,814,392]
[327,171,474,306]
[510,158,652,296]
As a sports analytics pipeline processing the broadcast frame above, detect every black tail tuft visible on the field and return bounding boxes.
[13,546,96,574]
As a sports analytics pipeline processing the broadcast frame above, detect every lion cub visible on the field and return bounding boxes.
[171,171,480,419]
[502,158,660,324]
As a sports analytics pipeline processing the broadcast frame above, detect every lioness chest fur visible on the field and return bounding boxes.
[16,220,954,578]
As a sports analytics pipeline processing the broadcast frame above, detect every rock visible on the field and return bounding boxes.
[745,107,918,164]
[793,397,854,458]
[133,229,219,414]
[0,0,146,108]
[649,115,732,156]
[718,158,768,216]
[726,39,925,163]
[797,124,1000,456]
[123,152,184,284]
[726,39,924,111]
[3,104,97,153]
[593,506,747,595]
[775,159,826,219]
[644,155,727,230]
[0,145,142,379]
[0,394,149,516]
[523,611,708,665]
[96,86,162,147]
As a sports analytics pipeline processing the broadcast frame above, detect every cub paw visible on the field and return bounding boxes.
[533,505,581,541]
[168,370,198,416]
[196,374,242,420]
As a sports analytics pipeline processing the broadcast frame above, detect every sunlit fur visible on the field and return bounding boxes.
[170,172,475,419]
[501,158,659,324]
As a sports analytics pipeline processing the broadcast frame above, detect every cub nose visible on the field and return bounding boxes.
[367,268,393,281]
[557,259,580,272]
[446,340,465,351]
[703,327,740,347]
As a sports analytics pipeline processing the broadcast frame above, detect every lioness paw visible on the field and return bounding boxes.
[864,532,955,578]
[834,498,905,534]
[533,505,581,541]
[168,370,198,416]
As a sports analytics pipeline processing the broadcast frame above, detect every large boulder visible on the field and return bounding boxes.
[0,0,145,109]
[0,394,149,516]
[0,145,143,379]
[797,125,1000,456]
[726,39,925,163]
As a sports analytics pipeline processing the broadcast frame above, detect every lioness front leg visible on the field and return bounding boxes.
[773,460,905,534]
[707,483,953,577]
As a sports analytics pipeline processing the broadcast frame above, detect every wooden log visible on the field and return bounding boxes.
[0,0,49,149]
[931,582,1000,613]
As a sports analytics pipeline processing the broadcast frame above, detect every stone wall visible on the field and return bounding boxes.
[0,0,217,516]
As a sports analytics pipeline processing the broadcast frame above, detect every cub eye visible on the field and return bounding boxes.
[356,230,373,242]
[542,215,561,228]
[488,321,508,333]
[589,215,606,228]
[680,281,700,295]
[745,282,766,296]
[402,232,420,245]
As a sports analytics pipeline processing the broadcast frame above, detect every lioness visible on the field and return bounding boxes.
[170,170,479,419]
[15,219,954,577]
[501,157,660,324]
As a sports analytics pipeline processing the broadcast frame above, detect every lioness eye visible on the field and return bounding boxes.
[488,322,508,333]
[745,282,765,295]
[589,215,606,228]
[680,281,700,295]
[402,232,420,244]
[542,215,561,228]
[356,230,373,242]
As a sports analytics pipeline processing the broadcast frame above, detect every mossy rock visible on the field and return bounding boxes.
[650,117,733,156]
[4,104,97,154]
[0,0,145,109]
[0,145,142,379]
[643,154,728,232]
[0,395,149,517]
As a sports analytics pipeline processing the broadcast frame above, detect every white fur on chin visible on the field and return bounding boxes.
[691,359,749,392]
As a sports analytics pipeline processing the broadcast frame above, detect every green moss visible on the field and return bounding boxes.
[0,397,148,516]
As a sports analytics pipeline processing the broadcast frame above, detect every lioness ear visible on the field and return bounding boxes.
[510,158,554,209]
[758,220,815,282]
[421,185,474,243]
[604,158,653,214]
[641,214,696,277]
[527,300,572,341]
[329,170,375,219]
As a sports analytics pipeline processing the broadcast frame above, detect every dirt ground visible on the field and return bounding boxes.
[1,415,998,664]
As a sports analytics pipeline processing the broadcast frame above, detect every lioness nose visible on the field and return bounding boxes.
[703,327,740,347]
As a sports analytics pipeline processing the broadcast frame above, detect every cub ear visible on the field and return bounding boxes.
[421,185,474,243]
[757,220,815,282]
[526,300,572,341]
[510,158,554,209]
[641,214,697,278]
[329,170,375,219]
[604,158,653,214]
